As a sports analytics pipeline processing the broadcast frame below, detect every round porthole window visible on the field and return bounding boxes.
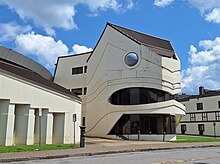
[124,52,139,67]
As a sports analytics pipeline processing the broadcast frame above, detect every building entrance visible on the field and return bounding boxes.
[109,114,175,136]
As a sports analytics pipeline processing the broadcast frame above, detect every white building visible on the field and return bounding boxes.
[0,46,81,146]
[54,23,186,141]
[177,86,220,137]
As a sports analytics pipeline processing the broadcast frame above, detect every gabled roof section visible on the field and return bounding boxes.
[86,23,175,62]
[108,23,175,52]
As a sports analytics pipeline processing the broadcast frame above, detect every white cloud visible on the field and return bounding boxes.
[187,0,220,24]
[15,32,69,69]
[205,8,220,23]
[0,0,133,35]
[154,0,174,7]
[80,0,122,12]
[0,22,31,42]
[153,0,220,24]
[72,44,93,54]
[15,32,93,69]
[181,37,220,94]
[188,0,220,13]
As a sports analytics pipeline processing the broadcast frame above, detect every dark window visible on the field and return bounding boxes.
[218,101,220,108]
[72,67,83,75]
[202,113,208,121]
[71,88,82,95]
[215,112,220,121]
[84,87,87,95]
[190,113,196,121]
[198,124,205,131]
[84,66,87,73]
[181,124,187,134]
[82,117,86,126]
[109,87,173,105]
[197,103,203,110]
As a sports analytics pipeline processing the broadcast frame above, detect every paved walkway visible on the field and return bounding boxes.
[1,137,220,163]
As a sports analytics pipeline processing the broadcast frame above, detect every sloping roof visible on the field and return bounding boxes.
[0,58,81,101]
[108,23,175,52]
[86,23,175,62]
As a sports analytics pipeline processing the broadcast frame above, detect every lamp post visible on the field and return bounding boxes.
[213,122,216,138]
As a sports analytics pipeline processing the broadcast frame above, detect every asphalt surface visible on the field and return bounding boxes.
[1,137,220,163]
[11,147,220,164]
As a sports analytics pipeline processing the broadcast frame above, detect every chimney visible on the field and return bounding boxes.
[199,86,205,95]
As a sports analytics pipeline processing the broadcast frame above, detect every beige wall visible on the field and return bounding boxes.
[0,70,81,146]
[54,53,90,89]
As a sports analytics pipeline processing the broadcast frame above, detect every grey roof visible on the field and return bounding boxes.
[0,46,52,80]
[108,23,175,52]
[0,58,81,101]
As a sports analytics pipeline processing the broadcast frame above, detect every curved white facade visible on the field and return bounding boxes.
[54,23,185,141]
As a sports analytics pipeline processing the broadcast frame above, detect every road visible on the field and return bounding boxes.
[12,147,220,164]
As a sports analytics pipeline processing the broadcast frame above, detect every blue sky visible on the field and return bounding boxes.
[0,0,220,94]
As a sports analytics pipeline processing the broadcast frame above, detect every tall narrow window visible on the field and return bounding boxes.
[181,124,186,134]
[218,101,220,109]
[84,87,87,95]
[197,103,203,110]
[202,113,208,121]
[84,66,87,73]
[72,67,83,75]
[198,124,205,135]
[190,113,196,121]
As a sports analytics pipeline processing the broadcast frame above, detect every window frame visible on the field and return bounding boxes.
[181,124,187,131]
[71,88,82,95]
[198,124,205,131]
[84,66,87,73]
[202,112,208,121]
[215,112,220,121]
[190,113,196,121]
[197,103,203,110]
[72,66,83,75]
[84,87,87,95]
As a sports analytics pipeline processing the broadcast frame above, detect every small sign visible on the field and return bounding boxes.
[73,114,77,122]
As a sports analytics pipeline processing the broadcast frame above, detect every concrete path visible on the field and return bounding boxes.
[1,137,220,163]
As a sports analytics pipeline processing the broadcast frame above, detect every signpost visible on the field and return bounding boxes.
[73,114,76,145]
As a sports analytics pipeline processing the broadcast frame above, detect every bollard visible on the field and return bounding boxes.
[80,126,86,148]
[138,130,140,141]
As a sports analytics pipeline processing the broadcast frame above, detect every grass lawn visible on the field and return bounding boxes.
[173,135,220,143]
[0,144,78,153]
